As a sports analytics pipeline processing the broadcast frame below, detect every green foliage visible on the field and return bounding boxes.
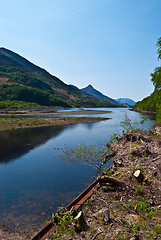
[0,66,54,93]
[0,64,120,108]
[155,225,161,234]
[51,207,75,239]
[156,107,161,122]
[0,84,71,107]
[133,37,161,123]
[157,36,161,60]
[150,67,161,90]
[108,133,119,144]
[0,100,39,109]
[120,113,147,133]
[58,143,108,170]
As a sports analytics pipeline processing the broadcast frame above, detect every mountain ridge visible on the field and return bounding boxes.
[81,84,118,104]
[0,47,119,108]
[115,98,136,106]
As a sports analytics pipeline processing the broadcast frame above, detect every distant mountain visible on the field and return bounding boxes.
[81,84,118,104]
[0,48,119,108]
[115,98,136,106]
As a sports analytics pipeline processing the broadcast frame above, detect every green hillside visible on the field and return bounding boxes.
[0,48,119,108]
[133,38,161,122]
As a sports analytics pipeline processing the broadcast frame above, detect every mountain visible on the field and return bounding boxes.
[0,48,119,108]
[115,98,136,106]
[81,84,118,104]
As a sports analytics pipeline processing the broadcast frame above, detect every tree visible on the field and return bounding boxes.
[157,37,161,60]
[150,67,161,90]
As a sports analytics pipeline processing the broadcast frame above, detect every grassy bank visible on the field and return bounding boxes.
[0,116,109,131]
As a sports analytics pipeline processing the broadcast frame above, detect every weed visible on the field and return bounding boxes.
[108,133,119,144]
[134,184,144,197]
[83,198,93,212]
[118,234,129,240]
[51,206,76,239]
[120,113,147,133]
[155,225,161,234]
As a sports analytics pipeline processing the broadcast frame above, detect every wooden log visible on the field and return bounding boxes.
[133,170,144,183]
[74,211,86,232]
[98,175,123,187]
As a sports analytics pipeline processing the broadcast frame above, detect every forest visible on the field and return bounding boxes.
[133,37,161,122]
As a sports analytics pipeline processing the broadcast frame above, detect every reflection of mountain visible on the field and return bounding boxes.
[83,121,101,130]
[0,125,68,164]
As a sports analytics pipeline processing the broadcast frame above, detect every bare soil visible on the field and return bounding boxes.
[51,129,161,240]
[1,127,161,240]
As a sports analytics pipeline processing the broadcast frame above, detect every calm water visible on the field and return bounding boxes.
[0,108,156,233]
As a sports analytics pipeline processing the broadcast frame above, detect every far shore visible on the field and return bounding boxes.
[0,109,111,116]
[129,108,157,114]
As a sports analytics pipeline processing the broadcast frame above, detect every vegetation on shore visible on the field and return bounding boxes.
[0,48,120,108]
[0,100,40,109]
[46,119,161,240]
[133,37,161,123]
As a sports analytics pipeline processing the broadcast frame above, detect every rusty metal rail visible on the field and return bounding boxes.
[31,178,99,240]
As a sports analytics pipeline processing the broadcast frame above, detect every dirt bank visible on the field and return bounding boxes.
[1,127,161,240]
[48,128,161,240]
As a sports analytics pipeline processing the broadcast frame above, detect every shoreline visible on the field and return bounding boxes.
[130,108,157,115]
[1,127,161,239]
[0,116,110,131]
[36,128,161,240]
[0,110,111,117]
[0,110,111,131]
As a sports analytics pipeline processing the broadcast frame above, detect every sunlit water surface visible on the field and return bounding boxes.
[0,108,156,233]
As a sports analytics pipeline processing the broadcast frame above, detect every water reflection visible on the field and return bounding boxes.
[0,108,156,234]
[0,125,71,164]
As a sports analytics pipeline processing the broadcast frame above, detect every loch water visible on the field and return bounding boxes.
[0,108,156,233]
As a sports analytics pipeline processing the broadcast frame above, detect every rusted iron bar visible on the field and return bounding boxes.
[31,179,99,240]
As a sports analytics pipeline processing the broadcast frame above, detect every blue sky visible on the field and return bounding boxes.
[1,0,161,101]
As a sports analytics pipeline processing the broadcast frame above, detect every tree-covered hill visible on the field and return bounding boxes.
[133,38,161,122]
[0,48,119,108]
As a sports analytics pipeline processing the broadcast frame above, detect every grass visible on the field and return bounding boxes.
[0,116,108,131]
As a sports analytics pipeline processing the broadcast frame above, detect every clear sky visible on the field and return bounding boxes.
[1,0,161,101]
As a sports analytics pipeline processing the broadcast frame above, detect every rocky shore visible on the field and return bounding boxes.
[48,127,161,240]
[1,126,161,240]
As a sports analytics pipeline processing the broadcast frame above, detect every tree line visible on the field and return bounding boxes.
[133,38,161,122]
